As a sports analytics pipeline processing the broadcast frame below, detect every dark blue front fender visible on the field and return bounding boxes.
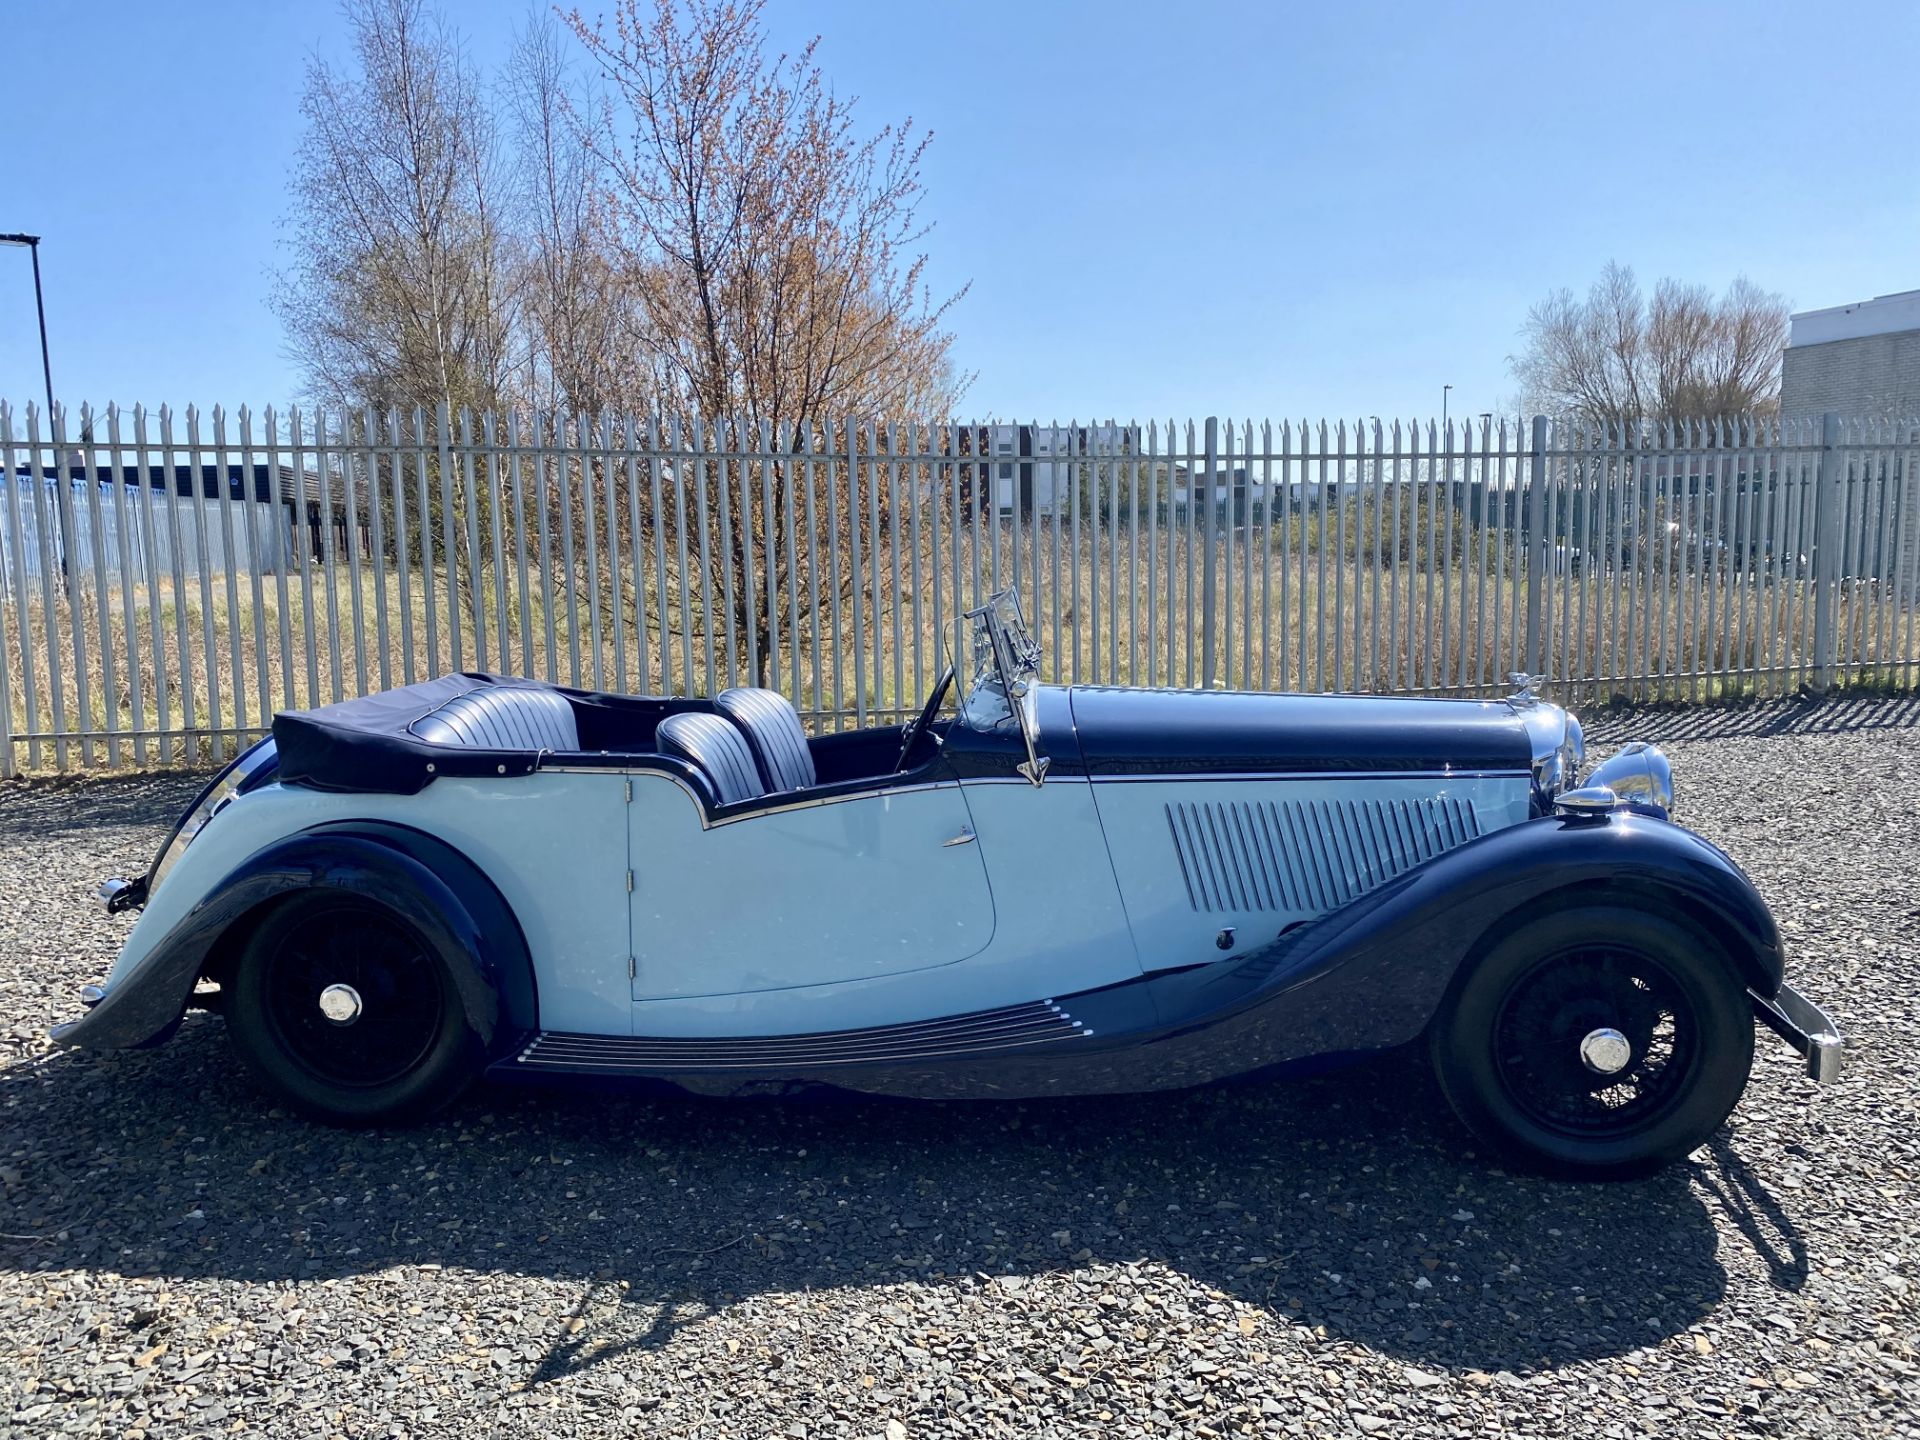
[810,809,1782,1099]
[52,823,534,1054]
[1093,809,1784,1091]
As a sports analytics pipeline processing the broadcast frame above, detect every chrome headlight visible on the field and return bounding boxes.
[147,738,279,897]
[1563,712,1585,777]
[1587,740,1673,815]
[1521,702,1584,799]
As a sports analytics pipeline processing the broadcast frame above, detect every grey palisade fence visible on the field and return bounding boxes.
[2,401,1917,774]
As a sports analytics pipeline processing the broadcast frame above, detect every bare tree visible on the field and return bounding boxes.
[277,0,517,418]
[505,14,639,417]
[564,0,968,428]
[1510,262,1789,433]
[562,0,970,683]
[276,0,530,639]
[274,0,974,686]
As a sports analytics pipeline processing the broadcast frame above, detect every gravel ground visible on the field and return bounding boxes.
[2,694,1918,1439]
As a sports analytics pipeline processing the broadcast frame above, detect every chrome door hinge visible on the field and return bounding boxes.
[624,779,633,803]
[625,869,634,893]
[627,956,637,980]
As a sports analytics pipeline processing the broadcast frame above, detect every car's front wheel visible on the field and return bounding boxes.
[1430,904,1753,1177]
[225,893,483,1126]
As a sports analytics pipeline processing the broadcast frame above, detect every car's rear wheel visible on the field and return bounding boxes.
[1430,905,1753,1177]
[226,893,482,1126]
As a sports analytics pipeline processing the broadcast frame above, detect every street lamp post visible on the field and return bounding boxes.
[1,232,70,576]
[0,234,57,429]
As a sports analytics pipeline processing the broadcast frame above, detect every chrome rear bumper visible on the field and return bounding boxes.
[1751,982,1845,1085]
[95,876,146,914]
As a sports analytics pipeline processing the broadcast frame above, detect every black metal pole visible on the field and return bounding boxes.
[26,239,54,426]
[17,236,68,575]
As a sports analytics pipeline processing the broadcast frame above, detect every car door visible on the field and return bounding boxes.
[626,774,996,1001]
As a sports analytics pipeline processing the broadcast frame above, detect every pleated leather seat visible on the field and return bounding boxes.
[411,684,579,752]
[656,712,767,806]
[714,687,817,792]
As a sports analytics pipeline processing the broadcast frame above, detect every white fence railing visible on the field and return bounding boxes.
[2,402,1917,775]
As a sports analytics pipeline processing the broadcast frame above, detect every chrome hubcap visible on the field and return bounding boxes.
[317,983,363,1025]
[1578,1026,1632,1076]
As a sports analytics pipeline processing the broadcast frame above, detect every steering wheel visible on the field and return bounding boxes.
[895,663,957,772]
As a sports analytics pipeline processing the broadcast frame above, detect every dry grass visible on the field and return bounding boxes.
[6,521,1918,775]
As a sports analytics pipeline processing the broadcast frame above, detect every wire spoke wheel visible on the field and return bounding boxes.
[1493,947,1699,1139]
[256,902,447,1090]
[1431,905,1753,1176]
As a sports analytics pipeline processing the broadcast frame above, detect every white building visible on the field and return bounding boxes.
[1780,289,1920,424]
[978,423,1133,515]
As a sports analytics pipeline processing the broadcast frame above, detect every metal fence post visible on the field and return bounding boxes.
[1202,415,1218,687]
[1524,414,1549,677]
[1811,411,1842,692]
[0,407,11,779]
[0,587,12,777]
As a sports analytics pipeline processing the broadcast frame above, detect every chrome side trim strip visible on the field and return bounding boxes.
[1089,769,1528,783]
[704,779,961,825]
[538,761,1528,830]
[536,764,962,828]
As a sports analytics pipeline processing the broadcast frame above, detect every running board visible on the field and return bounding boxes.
[510,999,1093,1074]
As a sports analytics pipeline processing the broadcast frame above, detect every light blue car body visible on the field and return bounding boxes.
[58,593,1832,1105]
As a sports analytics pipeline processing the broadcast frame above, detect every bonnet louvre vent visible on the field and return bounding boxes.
[1166,796,1481,914]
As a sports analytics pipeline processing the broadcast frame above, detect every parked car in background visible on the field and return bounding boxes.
[61,592,1841,1176]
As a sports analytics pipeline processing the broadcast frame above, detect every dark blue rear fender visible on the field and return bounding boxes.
[53,823,534,1054]
[1147,809,1784,1066]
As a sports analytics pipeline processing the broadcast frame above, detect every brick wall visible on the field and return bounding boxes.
[1780,329,1920,424]
[1780,329,1920,604]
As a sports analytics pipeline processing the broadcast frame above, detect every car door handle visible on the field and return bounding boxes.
[942,826,976,847]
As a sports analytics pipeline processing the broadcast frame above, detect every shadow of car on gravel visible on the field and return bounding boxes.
[0,1012,1804,1387]
[1583,689,1920,745]
[0,773,207,844]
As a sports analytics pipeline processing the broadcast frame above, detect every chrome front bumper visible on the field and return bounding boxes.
[1751,982,1845,1085]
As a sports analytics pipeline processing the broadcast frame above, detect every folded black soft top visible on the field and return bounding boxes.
[271,674,561,794]
[275,674,706,793]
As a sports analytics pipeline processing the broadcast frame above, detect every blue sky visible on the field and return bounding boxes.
[0,0,1913,427]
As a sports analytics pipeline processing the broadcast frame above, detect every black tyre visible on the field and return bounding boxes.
[1430,904,1754,1178]
[226,892,483,1126]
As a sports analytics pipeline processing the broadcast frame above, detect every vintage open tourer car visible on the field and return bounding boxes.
[58,592,1842,1175]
